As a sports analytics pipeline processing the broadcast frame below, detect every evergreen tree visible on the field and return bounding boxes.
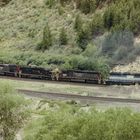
[74,14,82,31]
[42,24,52,50]
[79,0,96,14]
[76,25,91,50]
[103,7,115,30]
[59,28,68,45]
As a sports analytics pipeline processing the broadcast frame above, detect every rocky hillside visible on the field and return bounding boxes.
[0,0,140,73]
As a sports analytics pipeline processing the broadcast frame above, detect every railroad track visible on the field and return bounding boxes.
[0,75,106,87]
[18,89,140,104]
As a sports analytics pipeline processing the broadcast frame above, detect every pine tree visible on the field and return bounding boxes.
[74,14,82,31]
[42,24,52,50]
[59,28,68,45]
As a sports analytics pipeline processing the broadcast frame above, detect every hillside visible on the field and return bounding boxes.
[0,0,140,74]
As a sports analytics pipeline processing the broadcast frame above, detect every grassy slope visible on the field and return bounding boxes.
[0,0,80,65]
[0,0,104,66]
[0,0,140,71]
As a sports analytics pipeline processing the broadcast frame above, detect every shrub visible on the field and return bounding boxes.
[82,43,100,57]
[0,0,11,6]
[0,82,28,140]
[47,56,65,65]
[24,107,140,140]
[59,0,70,6]
[45,0,57,8]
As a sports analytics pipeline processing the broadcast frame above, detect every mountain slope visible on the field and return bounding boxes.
[0,0,140,73]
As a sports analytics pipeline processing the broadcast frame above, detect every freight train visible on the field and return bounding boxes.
[0,64,140,85]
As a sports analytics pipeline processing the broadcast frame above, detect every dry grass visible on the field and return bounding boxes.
[0,78,140,99]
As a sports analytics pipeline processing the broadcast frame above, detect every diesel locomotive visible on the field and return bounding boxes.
[0,64,102,83]
[0,64,140,85]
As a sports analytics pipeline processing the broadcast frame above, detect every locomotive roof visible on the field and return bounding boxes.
[67,70,100,74]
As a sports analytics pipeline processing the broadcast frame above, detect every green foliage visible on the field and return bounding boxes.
[24,106,140,140]
[57,4,65,15]
[90,13,104,36]
[103,6,115,30]
[0,0,11,6]
[78,0,96,14]
[65,44,110,78]
[76,25,91,50]
[42,24,52,49]
[59,28,68,45]
[1,0,140,72]
[96,0,107,7]
[59,0,97,14]
[59,0,70,6]
[74,14,82,32]
[103,0,140,34]
[36,24,52,51]
[45,0,57,8]
[0,82,28,140]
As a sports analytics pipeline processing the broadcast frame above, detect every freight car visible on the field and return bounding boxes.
[107,72,140,85]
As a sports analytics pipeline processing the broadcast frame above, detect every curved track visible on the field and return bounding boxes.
[18,89,140,104]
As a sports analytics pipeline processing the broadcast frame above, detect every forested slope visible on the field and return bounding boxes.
[0,0,140,73]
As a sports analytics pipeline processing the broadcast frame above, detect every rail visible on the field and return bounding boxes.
[18,89,140,104]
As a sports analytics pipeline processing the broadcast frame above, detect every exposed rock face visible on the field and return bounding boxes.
[113,58,140,73]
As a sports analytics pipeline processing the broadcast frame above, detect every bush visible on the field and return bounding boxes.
[24,107,140,140]
[0,82,28,140]
[57,4,65,15]
[0,0,11,6]
[47,56,65,65]
[59,0,69,5]
[45,0,57,8]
